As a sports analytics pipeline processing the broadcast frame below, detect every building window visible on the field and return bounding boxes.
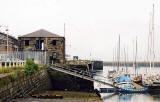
[52,40,56,45]
[25,40,29,46]
[36,40,44,50]
[53,52,57,59]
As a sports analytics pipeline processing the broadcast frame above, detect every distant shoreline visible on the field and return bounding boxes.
[103,61,160,67]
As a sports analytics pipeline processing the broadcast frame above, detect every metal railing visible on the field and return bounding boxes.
[0,51,49,67]
[49,65,117,88]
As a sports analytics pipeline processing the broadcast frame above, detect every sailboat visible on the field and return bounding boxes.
[142,4,160,90]
[111,36,148,93]
[115,75,148,93]
[108,35,121,79]
[132,37,142,84]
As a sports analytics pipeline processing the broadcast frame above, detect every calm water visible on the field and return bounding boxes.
[93,66,160,102]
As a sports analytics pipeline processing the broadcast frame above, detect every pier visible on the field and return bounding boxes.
[49,65,116,88]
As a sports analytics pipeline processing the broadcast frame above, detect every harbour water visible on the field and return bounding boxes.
[93,66,160,102]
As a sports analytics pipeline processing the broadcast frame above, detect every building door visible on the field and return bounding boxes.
[36,40,44,50]
[53,52,57,59]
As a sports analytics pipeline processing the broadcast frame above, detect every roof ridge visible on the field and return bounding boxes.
[19,29,62,38]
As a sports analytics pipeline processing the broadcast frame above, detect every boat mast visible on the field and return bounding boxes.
[149,12,152,71]
[147,13,151,74]
[127,47,129,74]
[112,48,114,69]
[124,47,127,74]
[115,48,117,69]
[135,37,137,77]
[117,35,120,71]
[149,4,155,72]
[152,4,155,69]
[132,40,135,75]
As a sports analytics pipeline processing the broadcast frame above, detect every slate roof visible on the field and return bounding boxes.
[19,29,62,38]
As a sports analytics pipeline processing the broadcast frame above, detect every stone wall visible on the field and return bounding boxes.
[48,69,94,92]
[0,70,50,102]
[18,37,65,63]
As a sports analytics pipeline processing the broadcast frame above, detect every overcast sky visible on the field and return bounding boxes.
[0,0,160,61]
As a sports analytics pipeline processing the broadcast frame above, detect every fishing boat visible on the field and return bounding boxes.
[115,75,148,93]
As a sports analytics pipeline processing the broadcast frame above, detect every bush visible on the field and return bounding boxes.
[11,73,17,82]
[25,58,39,76]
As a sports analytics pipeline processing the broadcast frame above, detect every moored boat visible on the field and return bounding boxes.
[115,75,148,93]
[142,74,160,91]
[133,75,142,84]
[108,69,116,79]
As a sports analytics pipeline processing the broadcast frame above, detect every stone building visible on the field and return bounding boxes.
[0,32,19,51]
[18,29,65,63]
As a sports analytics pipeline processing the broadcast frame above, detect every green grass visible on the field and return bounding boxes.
[0,60,47,88]
[0,67,25,87]
[0,66,24,74]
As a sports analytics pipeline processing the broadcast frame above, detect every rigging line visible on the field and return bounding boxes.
[152,4,155,68]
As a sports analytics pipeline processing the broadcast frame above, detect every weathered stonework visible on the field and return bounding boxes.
[0,70,50,102]
[18,29,65,63]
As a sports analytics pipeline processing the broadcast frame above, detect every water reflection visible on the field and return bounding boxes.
[119,94,132,102]
[102,93,116,100]
[149,91,160,102]
[101,93,159,102]
[94,66,160,102]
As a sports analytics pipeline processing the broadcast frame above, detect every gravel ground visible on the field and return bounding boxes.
[12,91,103,102]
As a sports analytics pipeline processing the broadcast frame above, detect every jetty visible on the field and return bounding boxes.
[49,64,117,88]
